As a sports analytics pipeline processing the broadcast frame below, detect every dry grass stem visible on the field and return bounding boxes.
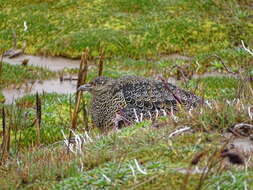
[68,48,90,148]
[35,92,42,145]
[98,47,105,77]
[0,108,7,165]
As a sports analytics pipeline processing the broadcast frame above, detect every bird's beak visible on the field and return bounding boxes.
[77,84,92,91]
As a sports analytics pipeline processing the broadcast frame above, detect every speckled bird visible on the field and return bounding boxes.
[78,76,202,130]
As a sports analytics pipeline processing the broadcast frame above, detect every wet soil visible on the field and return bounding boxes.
[2,78,77,104]
[2,54,81,104]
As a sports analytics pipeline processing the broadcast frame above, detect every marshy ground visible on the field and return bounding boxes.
[0,0,253,189]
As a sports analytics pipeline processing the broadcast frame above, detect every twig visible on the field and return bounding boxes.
[1,108,6,149]
[60,77,78,81]
[70,93,81,132]
[134,159,147,175]
[172,65,190,87]
[241,40,253,56]
[227,127,244,137]
[168,126,191,138]
[102,174,111,183]
[211,54,236,74]
[68,48,89,148]
[77,49,87,89]
[203,54,236,75]
[159,76,183,104]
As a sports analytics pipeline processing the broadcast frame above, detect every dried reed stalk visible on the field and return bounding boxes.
[68,48,89,146]
[6,122,11,156]
[0,107,7,165]
[35,92,41,145]
[98,47,105,77]
[159,76,183,104]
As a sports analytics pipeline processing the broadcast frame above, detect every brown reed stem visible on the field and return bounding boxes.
[68,48,89,148]
[35,92,41,145]
[98,47,105,77]
[159,76,183,104]
[6,123,11,156]
[0,107,7,165]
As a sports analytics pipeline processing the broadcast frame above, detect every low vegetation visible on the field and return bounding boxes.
[0,63,55,88]
[0,63,55,103]
[0,0,253,189]
[0,68,252,189]
[1,0,252,59]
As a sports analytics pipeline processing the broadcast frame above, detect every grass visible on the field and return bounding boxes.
[0,0,252,60]
[0,0,253,189]
[0,63,55,89]
[0,73,252,189]
[189,76,240,100]
[0,63,55,103]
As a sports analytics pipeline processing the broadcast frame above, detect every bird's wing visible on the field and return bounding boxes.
[110,76,171,120]
[112,76,201,118]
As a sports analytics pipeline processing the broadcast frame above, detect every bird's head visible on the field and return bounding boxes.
[77,76,113,94]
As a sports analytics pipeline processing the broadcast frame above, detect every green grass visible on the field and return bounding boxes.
[0,75,252,189]
[0,63,55,103]
[208,171,253,190]
[0,0,252,59]
[189,76,240,100]
[1,0,253,189]
[0,63,55,89]
[0,57,252,190]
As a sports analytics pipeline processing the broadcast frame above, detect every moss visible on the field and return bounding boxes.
[1,0,252,59]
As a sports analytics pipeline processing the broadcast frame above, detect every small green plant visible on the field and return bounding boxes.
[0,63,55,88]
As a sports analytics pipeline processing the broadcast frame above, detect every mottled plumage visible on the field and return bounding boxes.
[78,76,202,130]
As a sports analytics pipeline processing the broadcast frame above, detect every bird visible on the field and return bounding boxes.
[78,75,202,131]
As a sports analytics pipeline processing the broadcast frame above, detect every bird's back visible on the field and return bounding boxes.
[111,76,201,122]
[90,76,201,130]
